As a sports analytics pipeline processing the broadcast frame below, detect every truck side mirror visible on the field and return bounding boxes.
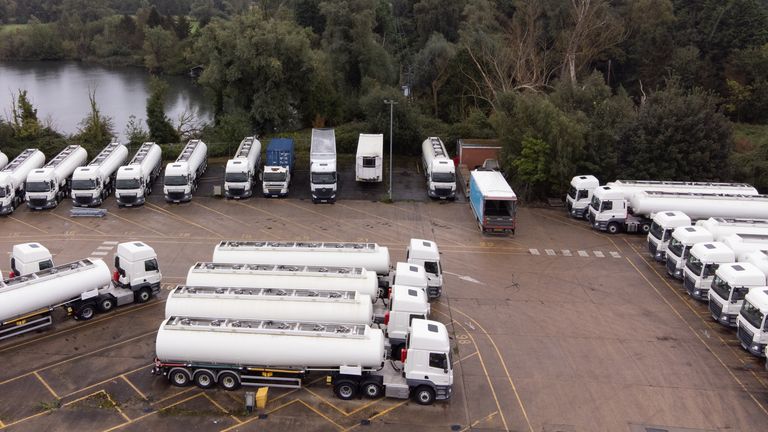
[259,172,263,181]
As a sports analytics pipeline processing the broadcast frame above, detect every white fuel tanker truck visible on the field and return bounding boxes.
[165,284,429,353]
[152,316,452,405]
[0,241,162,340]
[115,142,162,207]
[164,139,207,203]
[71,141,128,207]
[25,145,88,210]
[212,238,444,298]
[0,149,46,215]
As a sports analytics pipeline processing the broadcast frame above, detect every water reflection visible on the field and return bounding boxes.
[0,61,212,140]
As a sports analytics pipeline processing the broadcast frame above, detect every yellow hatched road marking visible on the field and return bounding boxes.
[33,371,59,399]
[121,375,148,400]
[8,216,48,233]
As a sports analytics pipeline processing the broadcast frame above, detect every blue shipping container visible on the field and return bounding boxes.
[266,138,294,170]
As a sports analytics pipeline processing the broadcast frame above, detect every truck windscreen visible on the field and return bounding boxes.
[26,181,50,192]
[567,186,576,199]
[431,172,455,183]
[686,254,703,276]
[0,186,7,197]
[741,301,764,330]
[116,178,140,189]
[71,179,97,190]
[164,175,188,186]
[225,172,248,182]
[311,173,336,184]
[263,172,286,182]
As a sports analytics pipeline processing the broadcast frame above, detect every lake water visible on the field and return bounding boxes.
[0,61,212,141]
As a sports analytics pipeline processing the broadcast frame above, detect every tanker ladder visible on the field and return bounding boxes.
[45,145,80,167]
[217,240,376,251]
[429,137,447,158]
[129,142,155,165]
[89,141,121,166]
[172,285,358,301]
[2,149,36,173]
[177,140,202,162]
[236,137,256,158]
[193,262,365,277]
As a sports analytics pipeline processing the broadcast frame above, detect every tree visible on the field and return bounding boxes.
[414,33,457,117]
[359,86,422,155]
[143,27,178,73]
[618,83,733,180]
[146,77,180,144]
[124,115,149,150]
[11,90,42,139]
[413,0,465,43]
[74,88,114,154]
[512,136,550,198]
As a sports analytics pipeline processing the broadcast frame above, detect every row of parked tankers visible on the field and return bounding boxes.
[0,237,454,405]
[566,175,768,361]
[0,130,459,213]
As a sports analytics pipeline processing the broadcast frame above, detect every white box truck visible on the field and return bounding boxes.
[565,175,599,219]
[737,288,768,357]
[355,133,383,182]
[0,241,161,340]
[164,139,207,203]
[71,141,128,207]
[664,226,713,279]
[310,128,337,203]
[151,317,453,404]
[0,149,45,215]
[589,189,768,234]
[115,142,162,207]
[25,145,87,210]
[421,137,455,200]
[224,136,261,199]
[709,259,768,327]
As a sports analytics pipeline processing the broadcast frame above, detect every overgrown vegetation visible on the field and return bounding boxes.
[1,0,768,197]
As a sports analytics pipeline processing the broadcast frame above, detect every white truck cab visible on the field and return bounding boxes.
[566,175,599,219]
[664,226,713,279]
[10,243,53,277]
[422,137,456,200]
[647,211,691,261]
[737,288,768,357]
[588,186,631,233]
[393,262,428,294]
[709,262,766,327]
[683,242,734,301]
[113,242,162,301]
[406,239,443,298]
[385,285,430,352]
[398,318,453,400]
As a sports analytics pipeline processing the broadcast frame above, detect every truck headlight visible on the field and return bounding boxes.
[720,315,728,322]
[694,290,700,296]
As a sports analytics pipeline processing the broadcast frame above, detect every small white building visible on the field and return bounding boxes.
[356,133,383,182]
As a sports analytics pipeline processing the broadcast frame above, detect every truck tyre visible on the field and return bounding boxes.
[607,222,621,234]
[412,386,435,405]
[194,370,216,389]
[169,368,191,387]
[333,380,358,400]
[75,304,96,320]
[217,372,241,391]
[640,223,651,234]
[135,287,152,303]
[361,381,383,399]
[98,297,116,312]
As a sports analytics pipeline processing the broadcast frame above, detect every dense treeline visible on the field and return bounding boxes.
[1,0,768,197]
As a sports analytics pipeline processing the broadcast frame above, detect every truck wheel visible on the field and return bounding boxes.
[218,372,241,391]
[607,222,621,234]
[135,287,152,303]
[194,370,216,389]
[412,386,435,405]
[75,304,96,320]
[333,380,358,400]
[169,368,191,387]
[640,223,651,234]
[98,297,116,312]
[361,381,383,399]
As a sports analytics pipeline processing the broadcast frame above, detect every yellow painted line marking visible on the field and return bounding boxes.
[0,330,157,387]
[0,406,52,428]
[624,254,768,417]
[218,399,300,432]
[58,365,150,399]
[342,400,408,431]
[107,211,167,237]
[192,201,276,239]
[151,387,196,405]
[8,216,48,233]
[121,375,148,400]
[101,392,203,432]
[342,397,384,417]
[448,306,534,432]
[431,310,509,432]
[104,392,131,422]
[34,371,59,399]
[48,211,108,235]
[460,411,499,431]
[456,351,479,363]
[145,202,222,237]
[0,301,162,355]
[203,393,242,424]
[624,240,768,393]
[297,399,344,430]
[302,386,348,416]
[0,419,5,427]
[233,200,338,241]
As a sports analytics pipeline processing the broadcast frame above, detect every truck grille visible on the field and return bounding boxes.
[709,298,723,320]
[119,194,137,204]
[75,196,92,205]
[683,274,696,295]
[434,188,452,197]
[228,188,244,196]
[268,189,282,195]
[648,241,657,257]
[29,198,47,208]
[167,191,185,201]
[665,257,677,275]
[314,188,333,198]
[588,211,596,225]
[738,324,754,348]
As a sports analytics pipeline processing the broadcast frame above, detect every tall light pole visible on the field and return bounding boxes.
[383,99,398,201]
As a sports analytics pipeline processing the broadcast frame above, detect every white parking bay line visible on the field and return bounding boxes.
[545,249,556,256]
[610,251,621,258]
[529,249,540,256]
[561,250,572,256]
[96,246,113,250]
[593,251,605,258]
[577,250,589,257]
[103,241,119,245]
[91,251,108,256]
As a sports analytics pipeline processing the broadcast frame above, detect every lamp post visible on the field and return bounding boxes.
[383,99,398,201]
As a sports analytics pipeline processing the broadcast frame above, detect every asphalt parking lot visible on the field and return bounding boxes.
[0,164,767,431]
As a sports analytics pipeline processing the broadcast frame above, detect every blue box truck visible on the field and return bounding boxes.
[469,170,517,234]
[261,138,294,197]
